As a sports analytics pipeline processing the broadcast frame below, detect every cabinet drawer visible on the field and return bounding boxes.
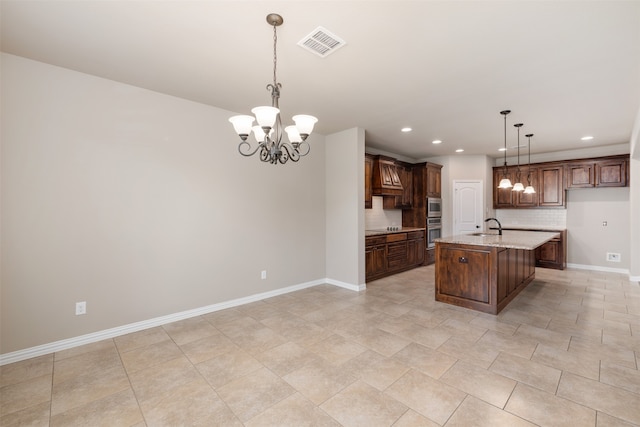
[407,231,424,240]
[366,236,386,246]
[386,233,407,243]
[387,241,408,257]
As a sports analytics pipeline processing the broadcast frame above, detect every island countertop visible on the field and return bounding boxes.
[435,230,559,250]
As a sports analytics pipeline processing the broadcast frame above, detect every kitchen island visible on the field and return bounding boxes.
[434,230,559,314]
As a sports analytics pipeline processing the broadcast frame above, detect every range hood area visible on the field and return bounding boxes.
[371,155,404,196]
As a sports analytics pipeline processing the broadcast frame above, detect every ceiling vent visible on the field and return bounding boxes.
[297,26,346,58]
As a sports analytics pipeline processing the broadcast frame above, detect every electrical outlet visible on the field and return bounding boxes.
[261,270,267,280]
[606,252,621,262]
[75,301,86,315]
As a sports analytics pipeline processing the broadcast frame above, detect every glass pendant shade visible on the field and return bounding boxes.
[512,182,525,192]
[229,115,255,136]
[523,185,536,194]
[292,115,318,136]
[251,106,280,128]
[284,125,302,143]
[499,178,513,189]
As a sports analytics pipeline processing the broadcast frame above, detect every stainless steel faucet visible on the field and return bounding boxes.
[485,218,503,235]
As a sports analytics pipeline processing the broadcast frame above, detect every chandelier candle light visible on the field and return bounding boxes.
[512,123,525,192]
[498,110,513,189]
[229,13,318,164]
[524,133,536,194]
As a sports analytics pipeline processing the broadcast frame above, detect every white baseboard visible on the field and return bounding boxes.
[566,263,631,277]
[1,277,359,366]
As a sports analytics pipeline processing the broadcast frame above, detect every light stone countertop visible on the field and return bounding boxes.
[435,230,560,250]
[497,224,567,232]
[365,227,425,237]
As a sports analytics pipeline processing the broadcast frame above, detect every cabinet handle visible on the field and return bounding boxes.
[459,257,468,263]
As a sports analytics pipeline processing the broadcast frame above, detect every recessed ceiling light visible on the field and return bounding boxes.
[401,127,412,133]
[498,147,507,152]
[432,140,442,144]
[581,136,594,141]
[455,149,464,153]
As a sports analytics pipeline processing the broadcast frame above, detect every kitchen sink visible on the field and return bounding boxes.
[471,232,499,237]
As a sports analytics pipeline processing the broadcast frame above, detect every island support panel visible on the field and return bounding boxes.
[435,242,536,314]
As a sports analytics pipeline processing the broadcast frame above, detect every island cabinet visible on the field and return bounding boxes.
[436,243,535,314]
[365,229,425,282]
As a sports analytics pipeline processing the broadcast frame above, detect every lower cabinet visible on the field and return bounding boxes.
[366,230,425,282]
[435,242,536,314]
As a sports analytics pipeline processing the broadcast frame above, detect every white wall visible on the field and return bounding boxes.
[325,127,365,289]
[1,54,328,354]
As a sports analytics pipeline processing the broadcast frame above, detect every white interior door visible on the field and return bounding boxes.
[453,180,484,236]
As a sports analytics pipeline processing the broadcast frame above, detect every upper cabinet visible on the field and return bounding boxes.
[371,155,403,197]
[426,163,442,198]
[493,154,629,209]
[384,162,413,209]
[365,154,374,209]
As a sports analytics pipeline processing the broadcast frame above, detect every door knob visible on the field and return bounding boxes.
[476,225,480,228]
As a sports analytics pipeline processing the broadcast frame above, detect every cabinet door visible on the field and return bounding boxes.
[596,158,627,187]
[365,155,373,209]
[407,236,425,265]
[426,164,442,198]
[438,247,490,303]
[387,241,408,271]
[535,239,560,268]
[515,167,539,207]
[365,245,386,279]
[566,163,595,188]
[538,165,565,207]
[399,166,413,208]
[494,167,515,208]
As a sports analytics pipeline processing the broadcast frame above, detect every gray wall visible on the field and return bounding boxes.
[1,54,329,354]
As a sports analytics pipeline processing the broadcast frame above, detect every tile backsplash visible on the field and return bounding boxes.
[365,196,403,230]
[496,209,567,228]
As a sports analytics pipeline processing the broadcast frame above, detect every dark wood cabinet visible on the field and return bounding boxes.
[566,162,595,188]
[365,154,374,209]
[384,162,413,210]
[538,164,565,207]
[596,157,627,187]
[493,167,516,208]
[516,167,539,207]
[426,163,442,198]
[365,230,425,282]
[371,155,403,196]
[535,230,566,270]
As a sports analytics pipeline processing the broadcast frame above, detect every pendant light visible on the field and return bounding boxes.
[523,133,536,194]
[512,123,525,192]
[498,110,513,189]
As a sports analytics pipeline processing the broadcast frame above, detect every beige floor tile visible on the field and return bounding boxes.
[569,336,637,368]
[0,374,52,418]
[53,344,123,386]
[498,307,552,329]
[196,346,263,389]
[341,350,410,391]
[283,358,357,405]
[216,367,295,422]
[113,326,170,353]
[161,316,219,346]
[119,338,183,374]
[127,356,201,404]
[179,330,239,364]
[393,342,457,379]
[236,300,288,320]
[531,343,601,380]
[244,392,341,427]
[51,364,129,416]
[50,388,142,427]
[54,340,116,362]
[557,372,640,425]
[475,330,538,359]
[306,333,368,365]
[489,352,561,393]
[436,336,500,369]
[446,395,536,427]
[438,318,488,343]
[505,382,596,427]
[398,323,452,349]
[0,354,53,388]
[139,377,241,426]
[256,341,321,377]
[385,369,466,425]
[393,409,440,427]
[440,360,516,408]
[260,313,333,346]
[469,315,519,336]
[320,380,407,426]
[224,325,288,355]
[0,400,50,427]
[513,323,572,350]
[349,327,412,357]
[597,412,639,427]
[600,361,640,394]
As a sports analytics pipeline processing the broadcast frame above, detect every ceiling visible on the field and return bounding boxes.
[2,1,639,161]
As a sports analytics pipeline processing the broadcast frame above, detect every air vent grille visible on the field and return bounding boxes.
[298,26,346,57]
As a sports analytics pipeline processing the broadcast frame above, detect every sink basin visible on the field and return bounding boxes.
[471,232,499,237]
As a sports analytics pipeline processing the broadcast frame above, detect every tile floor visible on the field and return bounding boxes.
[1,266,640,426]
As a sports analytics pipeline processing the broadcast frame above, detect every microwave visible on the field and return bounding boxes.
[427,197,442,217]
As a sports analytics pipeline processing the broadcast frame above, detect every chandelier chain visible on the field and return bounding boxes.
[272,23,278,88]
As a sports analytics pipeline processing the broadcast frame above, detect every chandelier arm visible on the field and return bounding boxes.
[296,141,311,157]
[280,142,301,163]
[238,140,265,157]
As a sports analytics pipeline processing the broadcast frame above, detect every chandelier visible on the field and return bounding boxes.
[498,110,513,189]
[229,13,318,164]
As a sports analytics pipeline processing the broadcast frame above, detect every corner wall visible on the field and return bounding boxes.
[0,54,328,354]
